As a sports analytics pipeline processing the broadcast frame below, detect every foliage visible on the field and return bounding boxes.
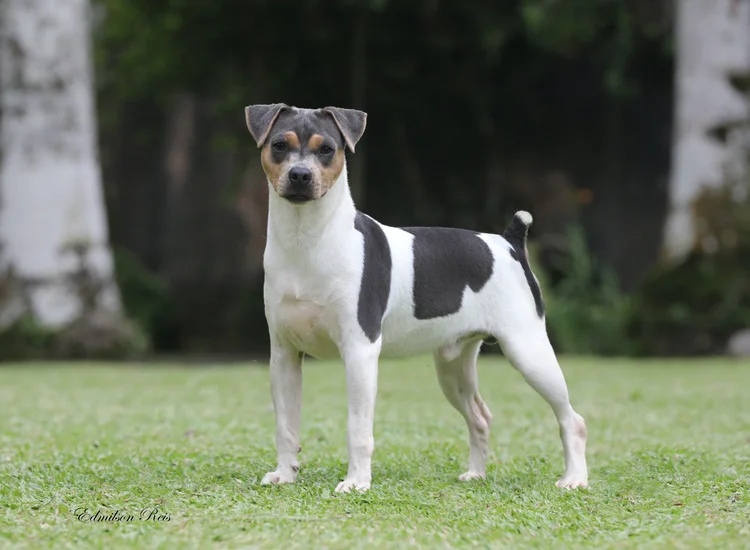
[0,302,147,363]
[52,310,149,360]
[90,0,674,355]
[0,244,149,362]
[521,0,671,97]
[0,314,55,361]
[535,225,635,356]
[0,247,55,360]
[1,358,749,547]
[113,247,172,346]
[628,250,750,356]
[92,0,672,102]
[692,172,750,256]
[628,174,750,356]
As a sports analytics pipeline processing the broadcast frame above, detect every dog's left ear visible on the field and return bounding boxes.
[323,107,367,153]
[245,103,288,147]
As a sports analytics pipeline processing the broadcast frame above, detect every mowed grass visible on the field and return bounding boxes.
[0,356,749,549]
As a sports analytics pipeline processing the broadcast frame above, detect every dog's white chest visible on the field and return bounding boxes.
[269,280,341,359]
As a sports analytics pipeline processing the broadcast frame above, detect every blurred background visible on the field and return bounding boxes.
[1,0,749,361]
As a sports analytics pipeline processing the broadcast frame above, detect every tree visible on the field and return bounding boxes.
[663,0,750,262]
[0,0,124,340]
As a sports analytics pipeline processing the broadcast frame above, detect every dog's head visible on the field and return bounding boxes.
[245,104,367,204]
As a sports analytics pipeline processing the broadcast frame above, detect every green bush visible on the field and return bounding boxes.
[113,247,172,346]
[627,249,750,356]
[627,177,750,356]
[0,246,153,361]
[53,309,149,360]
[0,314,56,361]
[533,225,635,356]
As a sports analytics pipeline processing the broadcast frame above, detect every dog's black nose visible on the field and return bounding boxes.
[288,166,313,186]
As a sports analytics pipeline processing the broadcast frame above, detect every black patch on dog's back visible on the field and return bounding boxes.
[354,212,392,342]
[401,227,494,320]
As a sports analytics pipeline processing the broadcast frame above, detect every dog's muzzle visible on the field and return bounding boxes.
[283,166,315,204]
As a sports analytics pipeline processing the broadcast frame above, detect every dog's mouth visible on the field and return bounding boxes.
[283,194,313,204]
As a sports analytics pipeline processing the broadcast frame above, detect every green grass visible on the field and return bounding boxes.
[1,356,749,549]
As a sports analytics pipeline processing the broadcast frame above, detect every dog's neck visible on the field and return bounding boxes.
[266,164,355,252]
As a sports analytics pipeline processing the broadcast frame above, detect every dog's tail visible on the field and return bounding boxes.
[502,211,545,318]
[502,211,533,247]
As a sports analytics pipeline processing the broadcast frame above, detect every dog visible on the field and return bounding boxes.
[245,104,588,493]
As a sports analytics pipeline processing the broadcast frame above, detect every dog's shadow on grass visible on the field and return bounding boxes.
[134,444,730,507]
[194,453,568,500]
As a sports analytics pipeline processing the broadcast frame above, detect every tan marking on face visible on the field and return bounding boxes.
[260,132,343,200]
[308,134,324,151]
[261,145,283,191]
[284,131,300,149]
[319,149,345,193]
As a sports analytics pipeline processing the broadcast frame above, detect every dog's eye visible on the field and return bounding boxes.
[319,145,334,155]
[272,142,287,153]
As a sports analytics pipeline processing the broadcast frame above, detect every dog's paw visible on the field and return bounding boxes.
[335,478,370,493]
[260,469,296,486]
[555,474,588,490]
[458,471,486,482]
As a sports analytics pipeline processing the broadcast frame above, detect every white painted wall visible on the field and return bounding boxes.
[664,0,750,261]
[0,0,121,327]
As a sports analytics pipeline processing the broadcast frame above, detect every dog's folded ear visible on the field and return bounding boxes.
[245,103,288,147]
[323,107,367,153]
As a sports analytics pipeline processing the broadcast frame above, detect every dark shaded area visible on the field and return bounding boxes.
[628,184,750,356]
[93,0,675,355]
[629,248,750,356]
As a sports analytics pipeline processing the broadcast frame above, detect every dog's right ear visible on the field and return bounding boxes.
[245,103,288,147]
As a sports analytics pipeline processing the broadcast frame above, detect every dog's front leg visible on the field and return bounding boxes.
[336,343,380,493]
[261,336,303,486]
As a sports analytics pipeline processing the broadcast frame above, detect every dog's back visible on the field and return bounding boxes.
[374,215,542,358]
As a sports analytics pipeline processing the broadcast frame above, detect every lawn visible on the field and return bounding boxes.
[0,356,749,549]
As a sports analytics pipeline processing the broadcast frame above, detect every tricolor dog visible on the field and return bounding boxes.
[245,104,588,493]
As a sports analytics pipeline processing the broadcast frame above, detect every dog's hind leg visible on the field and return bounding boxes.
[495,324,588,489]
[434,338,492,481]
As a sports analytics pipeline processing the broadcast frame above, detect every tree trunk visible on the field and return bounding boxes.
[663,0,750,262]
[0,0,121,328]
